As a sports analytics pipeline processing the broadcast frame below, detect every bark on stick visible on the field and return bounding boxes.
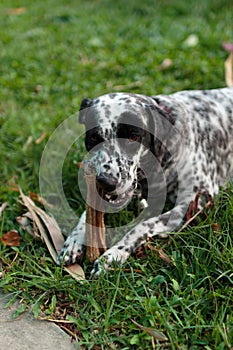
[85,174,106,262]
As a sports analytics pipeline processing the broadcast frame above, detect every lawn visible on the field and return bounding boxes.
[0,0,233,348]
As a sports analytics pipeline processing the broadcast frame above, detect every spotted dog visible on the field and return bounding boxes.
[59,87,233,275]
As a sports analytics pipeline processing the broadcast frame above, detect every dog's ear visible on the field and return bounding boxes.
[79,98,93,124]
[145,101,175,126]
[80,98,93,111]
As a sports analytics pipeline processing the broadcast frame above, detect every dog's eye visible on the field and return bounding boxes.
[128,133,140,142]
[90,134,99,142]
[89,133,104,144]
[85,132,103,152]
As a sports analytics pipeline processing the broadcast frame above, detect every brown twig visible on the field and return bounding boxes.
[177,200,213,233]
[85,174,106,262]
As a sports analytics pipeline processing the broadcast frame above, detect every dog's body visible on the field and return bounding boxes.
[60,87,233,275]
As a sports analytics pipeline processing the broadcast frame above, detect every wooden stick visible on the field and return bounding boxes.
[85,174,106,262]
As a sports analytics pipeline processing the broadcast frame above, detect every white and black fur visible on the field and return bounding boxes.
[59,88,233,275]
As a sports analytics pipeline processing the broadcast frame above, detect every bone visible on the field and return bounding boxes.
[85,169,106,263]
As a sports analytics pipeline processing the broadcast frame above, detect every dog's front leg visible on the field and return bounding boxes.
[59,211,86,265]
[90,204,186,276]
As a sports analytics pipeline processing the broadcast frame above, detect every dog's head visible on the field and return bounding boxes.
[79,92,174,209]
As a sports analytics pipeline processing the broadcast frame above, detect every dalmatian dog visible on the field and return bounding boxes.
[59,87,233,275]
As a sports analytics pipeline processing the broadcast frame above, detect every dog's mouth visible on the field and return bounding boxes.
[103,180,137,210]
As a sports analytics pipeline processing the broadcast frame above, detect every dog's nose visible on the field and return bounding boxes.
[96,173,117,192]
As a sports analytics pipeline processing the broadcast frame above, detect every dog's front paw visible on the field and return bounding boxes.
[59,235,85,265]
[90,257,108,277]
[90,246,130,277]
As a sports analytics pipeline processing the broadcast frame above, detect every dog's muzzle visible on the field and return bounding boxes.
[96,173,117,193]
[84,147,137,210]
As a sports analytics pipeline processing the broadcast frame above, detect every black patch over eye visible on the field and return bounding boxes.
[117,124,142,142]
[128,133,141,142]
[85,129,104,151]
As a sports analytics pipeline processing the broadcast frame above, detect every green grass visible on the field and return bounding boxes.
[0,0,233,348]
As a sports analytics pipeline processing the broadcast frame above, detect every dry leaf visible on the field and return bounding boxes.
[16,212,38,237]
[23,136,33,151]
[159,58,173,70]
[223,43,233,87]
[31,206,64,254]
[148,244,172,265]
[64,264,85,281]
[18,188,85,281]
[5,7,26,15]
[35,132,47,144]
[34,85,42,93]
[183,34,199,47]
[0,202,8,216]
[0,230,20,247]
[19,189,58,263]
[73,161,84,168]
[185,191,214,224]
[7,177,19,192]
[131,319,168,342]
[157,247,172,265]
[106,81,142,91]
[224,53,233,87]
[223,43,233,53]
[212,223,221,232]
[29,191,54,208]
